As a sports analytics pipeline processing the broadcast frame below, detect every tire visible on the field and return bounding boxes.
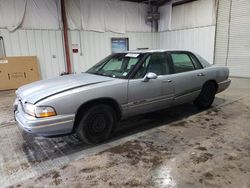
[76,104,116,144]
[194,82,216,110]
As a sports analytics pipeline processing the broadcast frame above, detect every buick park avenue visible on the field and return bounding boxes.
[14,50,231,144]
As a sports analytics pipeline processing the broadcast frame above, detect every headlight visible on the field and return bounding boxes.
[24,103,36,117]
[24,103,57,118]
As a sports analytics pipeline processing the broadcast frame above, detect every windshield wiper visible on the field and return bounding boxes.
[88,72,124,79]
[89,72,112,77]
[88,72,103,76]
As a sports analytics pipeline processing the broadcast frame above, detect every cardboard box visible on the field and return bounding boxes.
[0,56,41,91]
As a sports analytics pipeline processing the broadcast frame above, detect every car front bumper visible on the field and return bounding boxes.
[14,101,75,137]
[217,79,231,93]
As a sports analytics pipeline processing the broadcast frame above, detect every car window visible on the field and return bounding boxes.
[189,54,203,69]
[170,53,195,73]
[87,53,142,78]
[134,53,169,79]
[127,58,138,71]
[103,58,123,71]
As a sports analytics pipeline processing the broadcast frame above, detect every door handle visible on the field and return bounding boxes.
[197,73,205,77]
[163,79,172,83]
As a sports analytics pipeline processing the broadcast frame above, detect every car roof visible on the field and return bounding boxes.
[119,49,212,67]
[121,49,193,54]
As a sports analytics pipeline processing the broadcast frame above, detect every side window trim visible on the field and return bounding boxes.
[162,52,172,75]
[165,52,174,74]
[166,52,175,74]
[187,52,204,69]
[186,53,197,70]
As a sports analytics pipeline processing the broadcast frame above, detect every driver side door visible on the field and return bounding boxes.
[125,53,174,117]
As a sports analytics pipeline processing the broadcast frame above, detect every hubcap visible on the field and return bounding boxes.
[88,113,108,136]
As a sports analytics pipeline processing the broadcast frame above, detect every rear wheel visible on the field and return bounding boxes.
[76,104,116,144]
[194,82,216,110]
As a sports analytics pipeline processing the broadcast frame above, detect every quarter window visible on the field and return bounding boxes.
[170,53,195,73]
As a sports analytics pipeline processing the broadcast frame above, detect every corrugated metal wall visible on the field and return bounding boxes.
[0,29,66,79]
[69,31,158,73]
[0,29,158,78]
[158,26,216,64]
[214,0,250,78]
[0,0,219,80]
[214,0,231,67]
[1,27,215,78]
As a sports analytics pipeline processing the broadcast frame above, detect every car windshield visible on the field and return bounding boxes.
[87,53,143,78]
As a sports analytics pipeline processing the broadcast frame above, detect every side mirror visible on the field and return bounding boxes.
[143,72,158,82]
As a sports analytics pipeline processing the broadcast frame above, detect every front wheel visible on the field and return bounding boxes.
[76,104,116,144]
[194,82,216,110]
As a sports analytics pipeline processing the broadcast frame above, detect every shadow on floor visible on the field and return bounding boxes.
[21,96,225,164]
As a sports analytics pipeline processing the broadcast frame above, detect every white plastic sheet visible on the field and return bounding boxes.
[21,0,60,29]
[0,0,26,31]
[171,0,216,30]
[124,2,141,32]
[138,3,151,32]
[105,0,126,33]
[0,0,151,33]
[81,0,106,32]
[158,3,172,31]
[124,1,151,32]
[67,0,151,33]
[66,0,81,30]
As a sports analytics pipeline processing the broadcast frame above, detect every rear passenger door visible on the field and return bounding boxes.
[168,51,207,105]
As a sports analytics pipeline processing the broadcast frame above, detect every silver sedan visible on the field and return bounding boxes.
[14,50,231,144]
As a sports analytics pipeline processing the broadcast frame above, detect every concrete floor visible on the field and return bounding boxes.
[0,78,250,188]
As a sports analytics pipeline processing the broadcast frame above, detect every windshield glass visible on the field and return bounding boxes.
[87,53,142,78]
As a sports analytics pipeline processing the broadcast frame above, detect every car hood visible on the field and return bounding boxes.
[16,73,115,104]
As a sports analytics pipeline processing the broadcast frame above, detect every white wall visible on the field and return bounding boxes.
[158,26,216,64]
[0,0,218,79]
[171,0,217,30]
[69,31,158,73]
[0,29,158,78]
[0,29,66,79]
[158,0,217,64]
[214,0,250,78]
[66,0,151,33]
[0,0,157,79]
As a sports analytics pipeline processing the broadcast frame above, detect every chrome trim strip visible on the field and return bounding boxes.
[121,87,202,110]
[121,94,173,109]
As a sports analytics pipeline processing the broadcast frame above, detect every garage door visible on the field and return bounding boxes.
[214,0,250,78]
